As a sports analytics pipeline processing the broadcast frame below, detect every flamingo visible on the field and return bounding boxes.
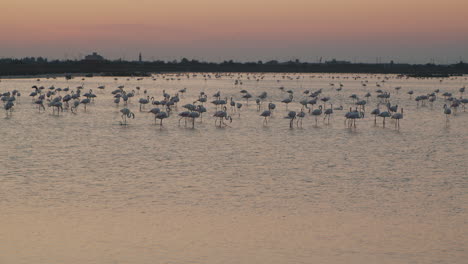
[255,98,262,111]
[178,111,191,126]
[149,108,161,124]
[443,104,451,121]
[378,111,391,126]
[155,111,169,126]
[391,108,404,128]
[70,100,80,114]
[236,103,243,117]
[242,93,252,105]
[213,107,232,127]
[260,110,271,125]
[311,105,323,125]
[80,98,90,111]
[34,99,45,112]
[345,109,364,128]
[120,108,135,125]
[297,110,306,127]
[268,102,276,114]
[323,104,333,123]
[188,111,200,128]
[285,111,296,128]
[195,105,207,121]
[460,98,468,111]
[281,96,292,110]
[48,101,63,115]
[4,101,14,116]
[139,96,150,111]
[370,105,380,124]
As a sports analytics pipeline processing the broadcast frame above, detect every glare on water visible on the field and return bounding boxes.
[0,73,467,264]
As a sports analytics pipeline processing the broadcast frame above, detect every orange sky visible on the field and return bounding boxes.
[1,0,467,63]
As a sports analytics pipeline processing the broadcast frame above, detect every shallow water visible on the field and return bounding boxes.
[0,73,467,263]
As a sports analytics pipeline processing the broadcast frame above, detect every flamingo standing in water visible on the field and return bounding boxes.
[80,98,90,111]
[71,100,80,114]
[34,99,45,112]
[370,107,380,124]
[311,105,323,125]
[139,96,150,111]
[296,110,306,127]
[378,111,391,127]
[443,104,451,122]
[213,107,232,127]
[345,108,364,128]
[149,108,161,124]
[188,111,200,128]
[285,111,296,128]
[120,108,135,125]
[4,101,14,116]
[391,108,404,129]
[155,111,169,126]
[260,110,271,125]
[281,95,293,110]
[178,111,191,126]
[323,104,333,124]
[236,103,243,117]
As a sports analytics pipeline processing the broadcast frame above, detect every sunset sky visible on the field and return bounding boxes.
[1,0,467,63]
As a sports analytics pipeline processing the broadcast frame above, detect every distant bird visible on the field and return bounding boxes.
[155,111,169,126]
[236,103,243,117]
[281,95,293,110]
[345,108,364,128]
[149,108,161,124]
[195,105,207,120]
[323,104,333,123]
[120,108,135,125]
[34,99,45,112]
[297,110,306,127]
[139,97,150,111]
[311,105,323,125]
[80,98,90,111]
[255,98,262,111]
[48,101,63,115]
[69,100,80,114]
[29,91,38,100]
[258,91,268,100]
[188,111,200,128]
[179,87,187,96]
[391,108,404,128]
[178,111,191,126]
[260,110,271,125]
[443,104,451,121]
[370,106,380,124]
[378,111,391,126]
[242,93,252,105]
[284,111,296,128]
[4,101,14,116]
[460,98,468,111]
[213,108,232,127]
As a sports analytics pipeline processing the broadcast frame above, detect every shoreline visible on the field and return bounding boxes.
[1,71,466,79]
[1,60,467,78]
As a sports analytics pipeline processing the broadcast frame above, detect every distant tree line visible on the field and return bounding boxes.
[0,57,467,77]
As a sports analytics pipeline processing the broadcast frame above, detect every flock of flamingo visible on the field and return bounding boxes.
[1,73,467,130]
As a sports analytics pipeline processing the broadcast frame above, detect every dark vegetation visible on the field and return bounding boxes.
[0,57,467,77]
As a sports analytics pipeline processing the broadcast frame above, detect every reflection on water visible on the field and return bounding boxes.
[0,73,467,263]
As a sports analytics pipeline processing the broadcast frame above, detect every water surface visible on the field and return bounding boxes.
[0,73,467,263]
